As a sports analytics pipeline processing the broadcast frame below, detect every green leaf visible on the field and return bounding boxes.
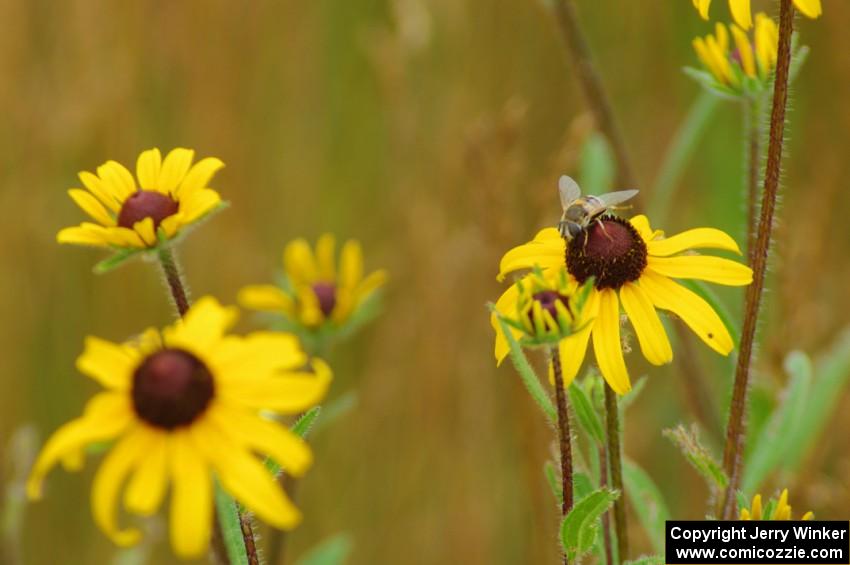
[623,458,671,554]
[214,483,249,565]
[579,132,615,194]
[664,424,727,491]
[569,383,605,446]
[682,67,740,101]
[492,308,557,423]
[313,391,358,434]
[742,351,812,493]
[560,488,619,560]
[292,406,323,438]
[618,375,647,413]
[295,533,354,565]
[94,247,146,274]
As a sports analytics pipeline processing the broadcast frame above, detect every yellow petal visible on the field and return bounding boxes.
[647,227,742,256]
[135,148,162,191]
[638,270,734,355]
[315,233,336,281]
[210,404,312,477]
[353,270,387,307]
[339,239,364,290]
[693,0,711,19]
[159,214,183,238]
[76,336,137,390]
[731,24,756,77]
[619,282,673,366]
[707,35,736,86]
[755,13,779,76]
[729,0,752,30]
[793,0,821,19]
[549,288,599,387]
[102,226,146,248]
[284,239,319,285]
[222,358,332,414]
[97,161,136,200]
[168,431,213,559]
[91,428,149,547]
[56,225,111,247]
[591,289,631,394]
[238,285,295,313]
[715,22,729,54]
[647,255,753,286]
[180,188,221,223]
[192,422,300,530]
[628,215,653,242]
[492,282,521,365]
[68,189,114,226]
[175,157,224,199]
[752,493,763,520]
[123,429,168,516]
[164,296,239,353]
[79,171,121,212]
[802,511,814,521]
[498,228,564,282]
[209,332,306,381]
[132,217,157,247]
[158,148,195,195]
[27,393,133,499]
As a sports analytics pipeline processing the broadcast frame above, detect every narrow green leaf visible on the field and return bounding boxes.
[623,458,671,554]
[93,248,144,274]
[560,489,619,560]
[292,406,323,438]
[314,391,357,434]
[618,375,647,413]
[664,424,727,490]
[579,132,615,194]
[294,533,354,565]
[214,483,249,565]
[569,383,605,445]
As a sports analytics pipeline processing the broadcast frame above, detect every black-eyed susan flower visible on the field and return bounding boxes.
[492,214,752,394]
[692,0,821,29]
[690,15,778,96]
[238,234,387,331]
[58,148,225,260]
[740,489,814,520]
[27,296,331,559]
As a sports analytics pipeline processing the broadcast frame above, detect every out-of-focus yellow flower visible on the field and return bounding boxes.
[27,297,331,559]
[492,214,752,395]
[58,148,225,250]
[692,0,822,30]
[239,234,387,329]
[740,489,814,520]
[692,14,778,90]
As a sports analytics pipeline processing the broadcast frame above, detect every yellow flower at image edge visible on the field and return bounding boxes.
[740,489,814,521]
[692,14,778,89]
[58,148,224,249]
[239,234,387,328]
[27,297,332,558]
[492,215,753,395]
[692,0,821,29]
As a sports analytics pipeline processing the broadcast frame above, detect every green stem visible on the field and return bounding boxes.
[604,384,627,562]
[721,0,795,520]
[551,348,574,565]
[156,245,259,564]
[650,91,720,222]
[496,315,557,422]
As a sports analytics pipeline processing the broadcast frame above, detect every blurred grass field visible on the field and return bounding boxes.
[2,1,850,563]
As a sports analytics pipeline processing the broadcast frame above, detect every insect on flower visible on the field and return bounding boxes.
[557,175,639,240]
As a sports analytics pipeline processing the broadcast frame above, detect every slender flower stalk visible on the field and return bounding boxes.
[604,384,628,560]
[721,0,795,520]
[551,348,573,565]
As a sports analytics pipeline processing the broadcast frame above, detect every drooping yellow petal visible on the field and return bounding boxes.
[168,431,213,559]
[315,233,336,281]
[639,270,734,355]
[238,285,295,314]
[91,427,149,547]
[729,0,752,30]
[755,13,779,77]
[793,0,822,19]
[295,286,324,326]
[591,289,631,394]
[647,227,742,256]
[158,148,195,195]
[209,404,313,477]
[715,22,730,53]
[164,296,239,353]
[132,217,157,247]
[56,225,111,247]
[136,148,162,191]
[76,336,137,391]
[79,171,122,212]
[179,188,221,223]
[208,332,306,381]
[492,281,522,365]
[175,157,224,199]
[283,239,319,285]
[68,189,115,226]
[339,239,364,290]
[707,35,737,86]
[647,255,753,286]
[731,24,757,78]
[97,161,136,200]
[498,228,564,282]
[693,0,711,20]
[549,287,599,387]
[123,429,168,516]
[27,393,133,499]
[619,282,673,366]
[222,359,332,414]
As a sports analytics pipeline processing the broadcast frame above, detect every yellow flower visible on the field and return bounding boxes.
[239,234,387,329]
[692,15,778,88]
[27,297,331,559]
[740,489,814,520]
[492,215,752,394]
[505,266,588,346]
[692,0,822,29]
[58,148,225,250]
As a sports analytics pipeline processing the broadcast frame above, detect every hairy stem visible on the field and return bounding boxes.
[604,384,628,561]
[552,0,640,195]
[551,348,573,565]
[721,0,795,520]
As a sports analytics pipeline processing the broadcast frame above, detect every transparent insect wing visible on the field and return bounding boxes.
[558,175,582,209]
[596,189,639,207]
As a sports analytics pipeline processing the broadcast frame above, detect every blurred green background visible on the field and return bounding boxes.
[3,0,850,563]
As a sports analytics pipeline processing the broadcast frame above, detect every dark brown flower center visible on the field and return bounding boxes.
[528,290,572,329]
[312,282,337,317]
[131,348,214,429]
[117,190,179,229]
[566,216,647,290]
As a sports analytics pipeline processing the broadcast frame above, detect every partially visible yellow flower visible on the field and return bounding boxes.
[239,234,387,329]
[492,215,752,395]
[58,148,224,250]
[740,489,814,520]
[692,14,778,89]
[692,0,822,30]
[27,297,331,559]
